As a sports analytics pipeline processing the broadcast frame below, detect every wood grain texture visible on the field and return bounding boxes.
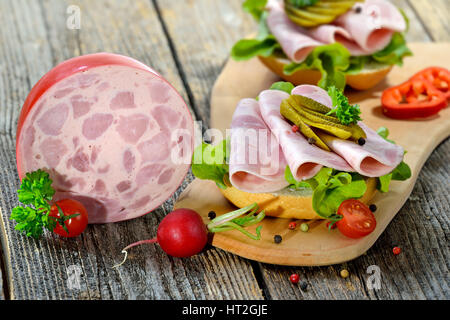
[408,0,450,41]
[153,0,258,124]
[162,0,450,299]
[0,0,263,300]
[0,0,448,300]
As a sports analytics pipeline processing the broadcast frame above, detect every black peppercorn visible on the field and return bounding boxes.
[355,6,362,13]
[208,211,216,220]
[358,137,366,146]
[307,137,316,144]
[274,235,282,244]
[300,281,308,291]
[369,204,377,212]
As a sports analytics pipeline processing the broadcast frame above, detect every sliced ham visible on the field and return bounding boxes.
[266,0,407,62]
[16,53,194,223]
[266,0,322,63]
[308,25,369,56]
[229,98,289,193]
[335,0,407,53]
[291,84,332,108]
[317,122,404,177]
[258,89,354,181]
[229,84,405,193]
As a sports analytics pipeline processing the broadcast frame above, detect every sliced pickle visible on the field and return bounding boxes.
[280,100,330,151]
[284,7,321,27]
[349,123,367,140]
[290,95,333,115]
[285,2,337,24]
[286,99,353,140]
[305,6,344,15]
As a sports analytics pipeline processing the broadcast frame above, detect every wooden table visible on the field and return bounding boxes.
[0,0,448,300]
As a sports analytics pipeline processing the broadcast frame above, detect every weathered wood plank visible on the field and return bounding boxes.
[408,0,450,41]
[0,0,263,300]
[153,0,258,124]
[158,0,450,300]
[391,0,431,42]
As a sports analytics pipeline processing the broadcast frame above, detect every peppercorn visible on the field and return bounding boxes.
[288,222,297,230]
[355,6,362,13]
[290,274,300,284]
[358,137,366,146]
[340,269,349,278]
[208,211,216,220]
[292,125,299,133]
[307,137,316,144]
[299,281,308,291]
[300,223,309,232]
[274,235,282,244]
[393,246,401,255]
[369,204,377,212]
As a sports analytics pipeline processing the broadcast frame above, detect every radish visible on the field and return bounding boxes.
[113,203,264,267]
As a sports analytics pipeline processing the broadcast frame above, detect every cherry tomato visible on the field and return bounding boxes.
[336,200,376,239]
[49,199,88,238]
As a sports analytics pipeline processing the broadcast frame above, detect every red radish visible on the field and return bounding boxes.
[152,208,208,257]
[113,204,265,267]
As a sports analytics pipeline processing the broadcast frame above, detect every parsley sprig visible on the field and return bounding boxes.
[326,86,362,125]
[10,169,77,239]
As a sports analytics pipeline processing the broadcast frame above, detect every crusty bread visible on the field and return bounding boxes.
[258,55,393,91]
[220,178,378,219]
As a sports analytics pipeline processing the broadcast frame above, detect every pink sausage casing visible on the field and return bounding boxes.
[16,53,194,223]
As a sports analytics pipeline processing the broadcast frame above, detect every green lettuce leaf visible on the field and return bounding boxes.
[286,167,367,218]
[191,140,230,189]
[371,33,412,66]
[242,0,268,21]
[270,81,295,94]
[375,127,412,192]
[283,43,350,90]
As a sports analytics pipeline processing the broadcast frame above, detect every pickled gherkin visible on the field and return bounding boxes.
[284,0,364,28]
[280,100,330,151]
[279,93,366,149]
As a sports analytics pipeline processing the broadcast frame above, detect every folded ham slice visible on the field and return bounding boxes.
[229,98,289,192]
[266,0,322,63]
[335,0,407,53]
[229,85,405,193]
[317,122,404,177]
[266,0,407,62]
[258,89,354,181]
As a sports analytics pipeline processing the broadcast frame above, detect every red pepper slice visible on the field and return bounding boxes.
[382,79,447,119]
[410,67,450,100]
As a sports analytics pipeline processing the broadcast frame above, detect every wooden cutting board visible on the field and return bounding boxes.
[175,42,450,266]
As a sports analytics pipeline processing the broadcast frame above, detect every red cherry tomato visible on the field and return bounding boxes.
[49,199,88,238]
[336,200,376,239]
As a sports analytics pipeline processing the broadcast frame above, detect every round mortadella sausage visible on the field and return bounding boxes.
[16,53,194,223]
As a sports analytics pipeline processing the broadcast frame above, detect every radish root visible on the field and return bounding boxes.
[112,239,157,269]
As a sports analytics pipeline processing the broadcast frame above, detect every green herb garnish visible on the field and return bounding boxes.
[208,203,265,240]
[286,0,319,8]
[326,86,362,125]
[10,169,77,239]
